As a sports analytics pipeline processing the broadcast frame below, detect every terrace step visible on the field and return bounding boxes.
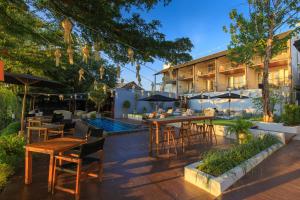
[285,133,298,143]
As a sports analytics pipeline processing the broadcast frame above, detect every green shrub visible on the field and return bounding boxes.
[0,134,25,190]
[0,163,13,189]
[197,135,280,177]
[0,87,21,130]
[0,122,21,136]
[122,100,131,109]
[281,104,300,126]
[227,119,253,143]
[0,135,25,167]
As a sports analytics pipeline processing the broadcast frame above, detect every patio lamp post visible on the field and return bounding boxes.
[227,87,232,117]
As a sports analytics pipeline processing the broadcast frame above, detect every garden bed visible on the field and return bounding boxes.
[184,136,283,196]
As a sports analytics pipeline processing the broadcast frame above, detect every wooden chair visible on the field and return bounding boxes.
[46,124,65,140]
[52,138,105,200]
[26,126,48,144]
[161,126,177,156]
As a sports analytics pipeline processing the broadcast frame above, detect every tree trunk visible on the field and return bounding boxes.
[262,7,275,122]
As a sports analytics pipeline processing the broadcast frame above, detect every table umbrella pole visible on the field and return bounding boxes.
[228,99,231,117]
[19,84,28,135]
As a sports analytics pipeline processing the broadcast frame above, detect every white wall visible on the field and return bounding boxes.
[114,88,175,118]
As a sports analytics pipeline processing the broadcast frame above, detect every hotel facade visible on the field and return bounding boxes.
[156,33,300,102]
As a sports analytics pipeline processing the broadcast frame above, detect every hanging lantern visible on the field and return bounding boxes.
[94,80,98,90]
[147,92,150,97]
[132,85,135,93]
[141,89,144,96]
[110,89,114,97]
[116,65,121,79]
[67,45,74,65]
[82,45,89,63]
[59,94,64,101]
[103,84,107,93]
[121,78,124,84]
[127,47,134,63]
[78,68,85,82]
[99,65,105,79]
[61,19,73,44]
[54,48,62,67]
[136,63,140,78]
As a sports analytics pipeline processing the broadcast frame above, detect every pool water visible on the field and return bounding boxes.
[87,118,139,133]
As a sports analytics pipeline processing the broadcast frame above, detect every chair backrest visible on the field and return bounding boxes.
[73,120,89,138]
[87,126,104,138]
[63,121,76,131]
[52,113,64,123]
[79,138,105,158]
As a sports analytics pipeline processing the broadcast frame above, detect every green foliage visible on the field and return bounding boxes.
[197,135,280,177]
[224,0,299,119]
[0,122,21,136]
[34,0,193,65]
[227,119,254,142]
[0,134,25,190]
[88,83,108,113]
[142,106,147,113]
[89,112,97,119]
[122,100,131,110]
[174,101,180,108]
[0,87,20,130]
[282,104,300,126]
[251,90,283,114]
[0,135,25,167]
[0,163,13,189]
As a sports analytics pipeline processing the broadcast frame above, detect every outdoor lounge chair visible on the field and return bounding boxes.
[52,138,105,200]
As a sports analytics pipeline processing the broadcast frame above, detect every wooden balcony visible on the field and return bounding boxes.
[197,71,215,79]
[178,75,193,81]
[255,59,288,68]
[219,63,245,75]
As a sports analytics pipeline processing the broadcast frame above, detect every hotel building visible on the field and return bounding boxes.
[155,32,300,102]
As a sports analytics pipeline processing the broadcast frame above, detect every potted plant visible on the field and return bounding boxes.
[227,119,253,144]
[122,100,131,118]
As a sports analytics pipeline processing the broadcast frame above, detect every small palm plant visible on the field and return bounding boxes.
[227,119,253,144]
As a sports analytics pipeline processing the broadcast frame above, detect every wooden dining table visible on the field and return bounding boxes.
[25,137,85,192]
[146,115,214,156]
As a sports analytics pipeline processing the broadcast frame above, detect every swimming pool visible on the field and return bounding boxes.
[87,118,140,133]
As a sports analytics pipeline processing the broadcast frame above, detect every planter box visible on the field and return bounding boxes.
[255,122,300,134]
[184,143,283,197]
[214,125,286,144]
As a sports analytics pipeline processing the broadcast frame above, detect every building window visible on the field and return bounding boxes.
[228,75,245,89]
[269,68,289,86]
[207,64,215,73]
[258,68,289,87]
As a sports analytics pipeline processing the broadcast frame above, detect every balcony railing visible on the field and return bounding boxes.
[219,63,245,75]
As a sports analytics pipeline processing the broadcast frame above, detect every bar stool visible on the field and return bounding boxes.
[161,126,177,156]
[205,120,217,144]
[179,122,191,152]
[195,122,206,141]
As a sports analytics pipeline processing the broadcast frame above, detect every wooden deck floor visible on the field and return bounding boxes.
[1,131,300,200]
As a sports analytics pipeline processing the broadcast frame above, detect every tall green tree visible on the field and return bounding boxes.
[224,0,300,122]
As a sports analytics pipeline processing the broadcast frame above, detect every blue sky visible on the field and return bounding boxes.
[122,0,248,90]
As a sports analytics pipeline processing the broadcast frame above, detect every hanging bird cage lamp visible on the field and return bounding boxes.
[54,48,62,67]
[61,18,73,44]
[99,65,105,79]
